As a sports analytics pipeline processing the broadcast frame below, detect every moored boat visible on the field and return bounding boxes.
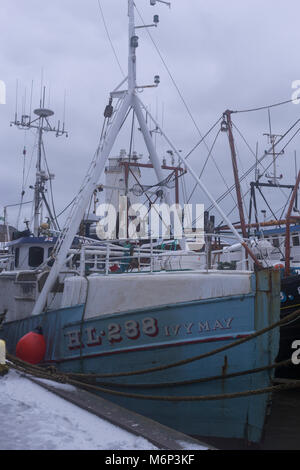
[0,0,283,445]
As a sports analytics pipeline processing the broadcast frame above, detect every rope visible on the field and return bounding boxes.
[187,128,222,203]
[184,117,222,162]
[192,116,300,227]
[5,315,300,402]
[6,308,300,385]
[66,359,293,390]
[0,364,9,376]
[8,360,300,403]
[96,0,125,78]
[134,5,210,155]
[232,97,299,114]
[7,355,291,388]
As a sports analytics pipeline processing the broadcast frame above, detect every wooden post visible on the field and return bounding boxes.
[225,111,247,239]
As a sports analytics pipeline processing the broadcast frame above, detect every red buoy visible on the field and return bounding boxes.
[16,327,46,365]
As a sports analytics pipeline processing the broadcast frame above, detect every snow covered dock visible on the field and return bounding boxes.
[0,370,210,451]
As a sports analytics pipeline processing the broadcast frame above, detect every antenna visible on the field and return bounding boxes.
[10,82,68,235]
[40,67,44,107]
[263,109,284,184]
[255,142,260,182]
[11,84,68,138]
[14,79,19,123]
[29,80,34,124]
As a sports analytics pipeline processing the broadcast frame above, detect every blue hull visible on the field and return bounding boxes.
[1,269,280,443]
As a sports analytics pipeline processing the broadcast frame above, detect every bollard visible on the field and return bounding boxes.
[0,340,9,376]
[0,340,5,364]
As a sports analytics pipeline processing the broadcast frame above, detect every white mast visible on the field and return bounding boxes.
[32,0,259,317]
[128,0,136,92]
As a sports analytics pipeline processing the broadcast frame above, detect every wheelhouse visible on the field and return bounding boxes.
[7,237,57,271]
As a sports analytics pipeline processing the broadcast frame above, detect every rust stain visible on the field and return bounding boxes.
[222,355,228,376]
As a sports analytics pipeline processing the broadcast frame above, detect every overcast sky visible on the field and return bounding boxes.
[1,0,300,230]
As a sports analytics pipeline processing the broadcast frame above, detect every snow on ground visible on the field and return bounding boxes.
[0,370,158,450]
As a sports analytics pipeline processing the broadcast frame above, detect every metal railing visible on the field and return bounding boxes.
[69,235,256,277]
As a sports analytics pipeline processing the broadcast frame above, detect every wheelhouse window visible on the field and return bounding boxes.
[28,246,44,268]
[293,234,300,247]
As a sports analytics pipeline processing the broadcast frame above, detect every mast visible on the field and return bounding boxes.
[33,118,45,236]
[263,110,284,185]
[11,87,68,236]
[32,0,261,317]
[223,110,247,239]
[128,0,137,92]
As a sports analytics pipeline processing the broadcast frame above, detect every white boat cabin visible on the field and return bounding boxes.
[7,236,57,271]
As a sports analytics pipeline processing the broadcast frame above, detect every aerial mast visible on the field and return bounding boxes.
[263,109,284,185]
[11,86,68,236]
[128,0,137,92]
[32,0,261,317]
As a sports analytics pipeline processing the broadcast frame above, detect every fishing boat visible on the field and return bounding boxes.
[0,0,282,445]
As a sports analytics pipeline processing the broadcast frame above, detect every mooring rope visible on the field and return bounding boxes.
[7,359,300,402]
[4,308,300,402]
[60,308,300,379]
[6,308,300,382]
[61,359,293,390]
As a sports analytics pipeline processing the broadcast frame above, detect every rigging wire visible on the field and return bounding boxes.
[187,128,239,209]
[187,128,221,203]
[232,122,259,161]
[56,197,77,220]
[41,140,61,231]
[134,5,246,212]
[134,5,244,211]
[134,5,210,154]
[16,140,28,230]
[192,117,300,228]
[221,129,300,228]
[206,117,300,213]
[279,189,294,220]
[184,117,222,162]
[96,0,125,78]
[24,131,38,188]
[232,119,292,203]
[232,97,300,114]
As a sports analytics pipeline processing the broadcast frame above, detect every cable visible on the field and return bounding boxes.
[192,117,300,227]
[187,128,221,203]
[134,5,209,152]
[16,145,27,230]
[56,197,77,219]
[233,97,299,114]
[41,140,61,231]
[96,0,125,78]
[207,118,300,213]
[184,117,222,161]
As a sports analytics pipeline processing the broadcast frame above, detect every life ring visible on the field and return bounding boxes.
[274,263,284,270]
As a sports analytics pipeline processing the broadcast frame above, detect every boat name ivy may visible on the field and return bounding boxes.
[65,316,235,351]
